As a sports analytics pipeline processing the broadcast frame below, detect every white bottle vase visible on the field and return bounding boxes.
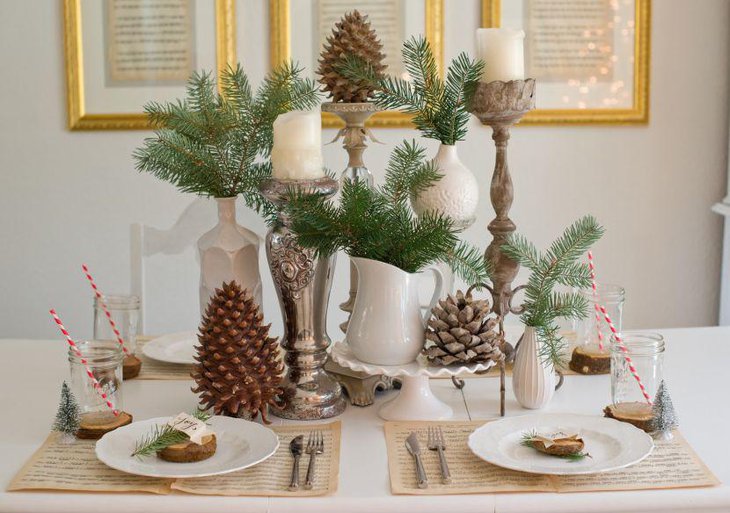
[512,327,556,409]
[197,197,262,314]
[411,143,479,229]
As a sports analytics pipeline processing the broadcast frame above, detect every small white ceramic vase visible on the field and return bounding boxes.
[411,143,479,229]
[512,327,556,409]
[198,197,262,314]
[346,257,444,365]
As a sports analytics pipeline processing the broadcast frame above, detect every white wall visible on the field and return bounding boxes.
[0,0,728,341]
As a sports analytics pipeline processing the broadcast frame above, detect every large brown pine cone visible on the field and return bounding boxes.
[191,282,284,424]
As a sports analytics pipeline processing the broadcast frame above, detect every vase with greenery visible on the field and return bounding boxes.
[339,36,484,230]
[134,63,320,313]
[286,140,487,365]
[502,215,604,408]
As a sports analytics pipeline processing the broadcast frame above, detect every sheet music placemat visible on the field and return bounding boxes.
[385,420,719,495]
[172,422,340,497]
[135,337,193,380]
[8,422,340,497]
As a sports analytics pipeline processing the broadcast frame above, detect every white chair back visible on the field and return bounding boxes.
[130,197,268,335]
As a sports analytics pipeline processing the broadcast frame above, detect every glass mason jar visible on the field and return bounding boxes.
[68,340,124,426]
[93,294,139,355]
[575,283,625,352]
[611,332,664,412]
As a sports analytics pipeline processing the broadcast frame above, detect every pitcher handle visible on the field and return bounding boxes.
[422,264,445,325]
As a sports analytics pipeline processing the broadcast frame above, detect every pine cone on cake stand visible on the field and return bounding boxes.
[424,288,513,417]
[191,281,284,424]
[424,290,506,366]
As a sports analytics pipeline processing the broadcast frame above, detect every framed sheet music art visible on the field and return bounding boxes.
[482,0,650,124]
[63,0,236,130]
[269,0,444,128]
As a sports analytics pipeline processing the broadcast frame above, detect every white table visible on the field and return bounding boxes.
[0,327,728,513]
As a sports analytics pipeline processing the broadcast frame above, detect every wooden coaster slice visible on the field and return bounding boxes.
[158,434,217,463]
[604,401,654,432]
[569,345,610,374]
[123,354,142,380]
[76,411,133,440]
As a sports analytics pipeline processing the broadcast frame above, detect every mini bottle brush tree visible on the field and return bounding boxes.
[651,380,679,440]
[52,381,80,443]
[133,62,321,221]
[284,140,488,285]
[502,215,605,369]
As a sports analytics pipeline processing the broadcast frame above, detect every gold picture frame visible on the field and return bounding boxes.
[269,0,444,128]
[63,0,237,130]
[482,0,650,125]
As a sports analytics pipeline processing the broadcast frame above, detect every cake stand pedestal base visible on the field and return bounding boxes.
[378,375,453,420]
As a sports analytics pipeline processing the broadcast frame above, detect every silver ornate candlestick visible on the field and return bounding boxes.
[260,176,347,420]
[468,78,536,416]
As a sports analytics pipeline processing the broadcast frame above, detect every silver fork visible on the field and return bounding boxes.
[304,430,324,490]
[427,426,451,484]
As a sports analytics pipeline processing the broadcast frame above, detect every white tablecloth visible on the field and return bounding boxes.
[0,326,728,513]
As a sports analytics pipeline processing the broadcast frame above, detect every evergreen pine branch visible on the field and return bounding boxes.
[285,143,487,283]
[132,410,212,458]
[503,216,604,368]
[135,61,319,218]
[336,37,482,145]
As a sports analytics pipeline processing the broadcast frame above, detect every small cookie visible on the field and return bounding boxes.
[158,434,217,462]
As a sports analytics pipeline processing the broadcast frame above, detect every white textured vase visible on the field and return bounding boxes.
[412,144,479,229]
[347,257,444,365]
[197,198,262,314]
[512,327,556,409]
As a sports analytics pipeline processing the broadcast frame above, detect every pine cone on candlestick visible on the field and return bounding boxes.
[317,10,387,102]
[191,281,284,423]
[423,290,505,366]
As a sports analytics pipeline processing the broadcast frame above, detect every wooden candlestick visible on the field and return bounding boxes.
[469,79,536,416]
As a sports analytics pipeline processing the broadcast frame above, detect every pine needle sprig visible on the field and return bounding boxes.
[131,410,212,458]
[336,36,484,145]
[134,62,320,223]
[286,141,487,282]
[502,216,605,368]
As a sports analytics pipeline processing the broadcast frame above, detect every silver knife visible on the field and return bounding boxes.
[405,432,428,489]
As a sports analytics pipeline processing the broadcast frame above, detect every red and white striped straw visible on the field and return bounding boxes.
[587,251,605,350]
[49,309,119,416]
[598,305,652,404]
[82,264,130,356]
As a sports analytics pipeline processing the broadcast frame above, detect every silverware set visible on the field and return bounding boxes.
[405,427,451,488]
[288,430,324,490]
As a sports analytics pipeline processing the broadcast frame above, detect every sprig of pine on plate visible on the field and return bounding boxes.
[520,430,591,462]
[131,410,212,458]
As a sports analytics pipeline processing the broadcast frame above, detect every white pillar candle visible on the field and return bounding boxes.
[271,110,325,180]
[476,28,525,83]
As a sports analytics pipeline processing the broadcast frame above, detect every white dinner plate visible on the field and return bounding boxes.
[142,331,197,364]
[468,413,654,475]
[96,415,279,478]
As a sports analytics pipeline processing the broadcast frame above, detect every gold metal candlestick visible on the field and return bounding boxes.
[469,79,536,416]
[320,102,400,407]
[321,102,381,334]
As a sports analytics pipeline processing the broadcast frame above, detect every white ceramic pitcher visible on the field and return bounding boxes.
[346,257,444,366]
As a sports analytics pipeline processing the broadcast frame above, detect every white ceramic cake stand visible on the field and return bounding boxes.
[330,342,494,420]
